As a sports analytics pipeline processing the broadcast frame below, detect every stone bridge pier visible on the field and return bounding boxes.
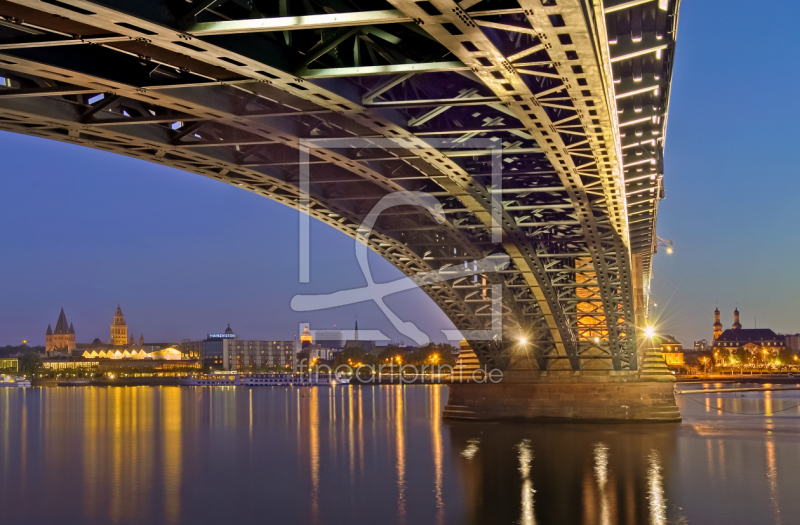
[444,338,681,423]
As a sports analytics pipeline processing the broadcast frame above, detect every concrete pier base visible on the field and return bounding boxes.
[443,369,681,423]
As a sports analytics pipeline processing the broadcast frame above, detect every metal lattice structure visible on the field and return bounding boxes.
[0,0,679,372]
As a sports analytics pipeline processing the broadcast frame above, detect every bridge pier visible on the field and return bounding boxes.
[443,354,680,423]
[444,373,680,422]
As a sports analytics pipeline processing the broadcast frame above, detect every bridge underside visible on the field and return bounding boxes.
[0,0,679,376]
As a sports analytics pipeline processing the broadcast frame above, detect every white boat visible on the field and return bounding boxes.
[179,372,349,387]
[0,374,31,388]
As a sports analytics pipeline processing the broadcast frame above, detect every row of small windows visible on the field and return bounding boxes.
[717,341,779,347]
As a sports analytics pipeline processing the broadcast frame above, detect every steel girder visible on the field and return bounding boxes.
[0,0,679,371]
[604,0,681,310]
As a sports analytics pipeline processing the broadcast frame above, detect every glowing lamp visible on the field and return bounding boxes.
[644,326,655,338]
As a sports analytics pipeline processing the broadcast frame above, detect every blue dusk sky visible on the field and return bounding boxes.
[1,0,798,347]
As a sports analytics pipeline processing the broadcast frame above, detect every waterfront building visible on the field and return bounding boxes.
[45,307,76,356]
[0,358,18,373]
[693,340,708,352]
[110,305,128,346]
[79,346,182,360]
[223,340,294,371]
[784,334,800,352]
[42,355,199,372]
[656,335,684,366]
[305,344,333,362]
[712,308,786,360]
[180,325,293,370]
[74,339,176,357]
[42,359,99,371]
[179,324,236,367]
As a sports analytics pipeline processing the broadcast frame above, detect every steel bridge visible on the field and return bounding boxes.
[0,0,679,373]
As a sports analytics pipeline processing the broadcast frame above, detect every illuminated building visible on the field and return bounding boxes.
[0,358,18,373]
[42,359,99,370]
[180,325,294,370]
[656,335,684,366]
[46,345,194,372]
[712,307,723,342]
[223,340,294,371]
[305,345,333,362]
[79,346,182,360]
[42,354,199,372]
[45,307,76,356]
[712,309,787,360]
[179,325,236,367]
[110,304,128,346]
[300,326,313,345]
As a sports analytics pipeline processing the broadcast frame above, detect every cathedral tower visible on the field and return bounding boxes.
[712,307,723,342]
[732,307,742,330]
[110,305,128,346]
[46,307,76,355]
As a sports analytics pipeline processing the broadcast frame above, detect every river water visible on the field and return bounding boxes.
[1,384,799,524]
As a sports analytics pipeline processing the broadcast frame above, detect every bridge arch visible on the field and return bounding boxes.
[0,0,679,372]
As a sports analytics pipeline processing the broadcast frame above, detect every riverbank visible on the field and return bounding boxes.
[32,377,181,387]
[677,374,800,384]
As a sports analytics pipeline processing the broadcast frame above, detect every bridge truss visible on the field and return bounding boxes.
[0,0,679,372]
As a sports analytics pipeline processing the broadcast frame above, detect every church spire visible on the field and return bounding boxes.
[54,307,70,334]
[354,318,359,343]
[732,307,742,330]
[712,306,723,342]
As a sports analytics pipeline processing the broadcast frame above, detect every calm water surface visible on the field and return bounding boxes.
[2,384,800,524]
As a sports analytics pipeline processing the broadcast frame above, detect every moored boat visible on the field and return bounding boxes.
[57,379,91,386]
[0,374,31,388]
[179,372,349,387]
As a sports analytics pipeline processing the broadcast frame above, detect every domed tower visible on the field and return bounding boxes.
[732,307,742,330]
[225,324,233,335]
[300,326,312,348]
[110,305,128,346]
[713,307,723,342]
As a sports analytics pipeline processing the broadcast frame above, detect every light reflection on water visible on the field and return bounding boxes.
[1,385,800,524]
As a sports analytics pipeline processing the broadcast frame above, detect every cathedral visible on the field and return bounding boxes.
[46,305,143,357]
[45,307,76,356]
